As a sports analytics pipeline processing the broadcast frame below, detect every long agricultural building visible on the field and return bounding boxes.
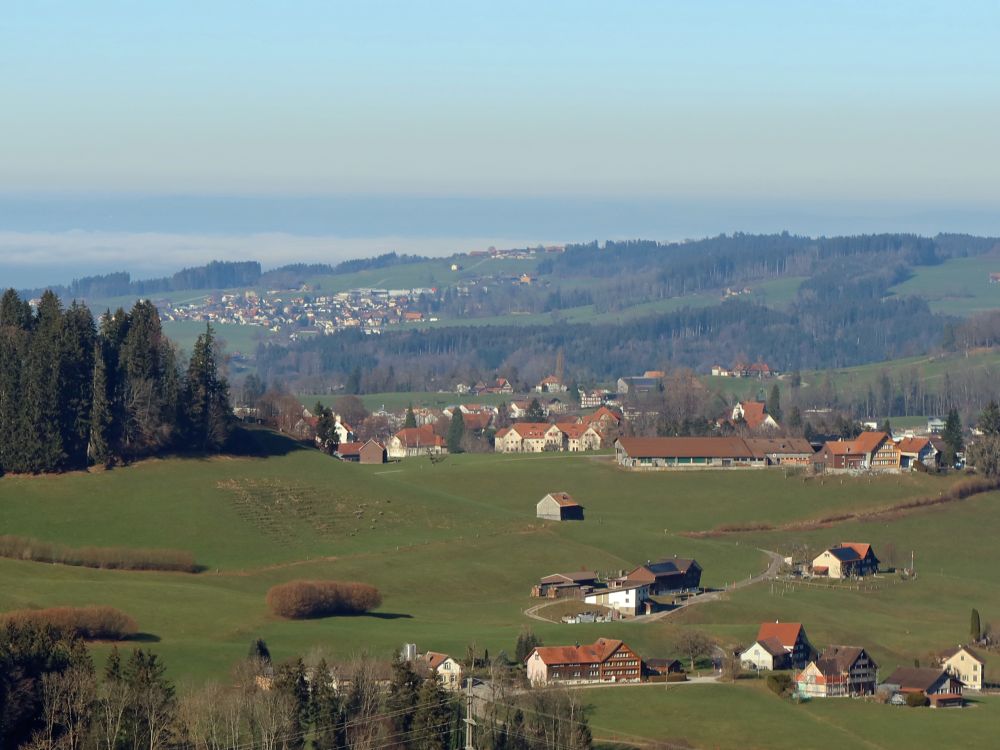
[615,436,815,470]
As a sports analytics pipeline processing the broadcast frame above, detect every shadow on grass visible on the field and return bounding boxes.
[127,632,162,643]
[224,427,309,458]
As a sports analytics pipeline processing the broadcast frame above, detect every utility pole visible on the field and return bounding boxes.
[464,677,476,750]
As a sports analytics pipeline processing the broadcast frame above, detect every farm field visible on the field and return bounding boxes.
[581,683,1000,750]
[2,437,999,745]
[889,254,1000,316]
[303,391,518,413]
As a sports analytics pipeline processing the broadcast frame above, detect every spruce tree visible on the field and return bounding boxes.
[411,678,452,750]
[22,291,66,471]
[182,324,232,452]
[59,303,96,469]
[766,384,782,422]
[89,340,114,466]
[972,608,982,642]
[405,403,418,428]
[942,408,964,466]
[526,398,546,422]
[979,401,1000,436]
[447,410,465,453]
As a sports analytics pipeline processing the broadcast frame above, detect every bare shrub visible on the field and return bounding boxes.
[266,580,382,619]
[1,606,138,640]
[0,535,198,572]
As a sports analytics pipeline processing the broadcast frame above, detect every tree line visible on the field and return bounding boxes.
[1,622,594,750]
[0,290,232,474]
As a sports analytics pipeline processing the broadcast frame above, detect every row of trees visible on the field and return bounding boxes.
[0,290,233,474]
[1,622,594,750]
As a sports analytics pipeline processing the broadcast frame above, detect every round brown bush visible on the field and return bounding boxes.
[1,606,138,640]
[266,580,382,619]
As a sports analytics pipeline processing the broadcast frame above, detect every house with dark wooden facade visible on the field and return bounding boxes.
[526,638,643,685]
[623,557,702,594]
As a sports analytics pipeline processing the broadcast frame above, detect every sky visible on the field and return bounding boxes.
[2,1,1000,285]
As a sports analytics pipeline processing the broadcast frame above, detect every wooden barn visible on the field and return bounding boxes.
[536,492,584,521]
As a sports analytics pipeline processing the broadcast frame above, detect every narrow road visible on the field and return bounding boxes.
[523,549,784,625]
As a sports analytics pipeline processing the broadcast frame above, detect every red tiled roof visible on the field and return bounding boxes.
[839,542,872,559]
[530,638,626,666]
[393,425,444,448]
[511,422,557,439]
[556,423,594,439]
[757,622,805,649]
[853,431,889,455]
[897,436,932,454]
[421,651,453,670]
[337,442,362,456]
[462,412,493,431]
[737,401,772,429]
[821,440,861,456]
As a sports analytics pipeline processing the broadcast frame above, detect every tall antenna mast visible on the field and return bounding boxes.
[464,677,476,750]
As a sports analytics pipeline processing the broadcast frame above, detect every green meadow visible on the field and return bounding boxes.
[2,439,999,746]
[889,254,1000,316]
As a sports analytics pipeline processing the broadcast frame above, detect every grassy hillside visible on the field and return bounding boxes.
[0,440,973,689]
[890,254,1000,316]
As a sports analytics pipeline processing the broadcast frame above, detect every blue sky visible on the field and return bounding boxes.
[1,2,999,284]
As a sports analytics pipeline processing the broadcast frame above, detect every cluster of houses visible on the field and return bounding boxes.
[710,361,778,378]
[739,621,983,707]
[531,556,703,618]
[164,286,440,337]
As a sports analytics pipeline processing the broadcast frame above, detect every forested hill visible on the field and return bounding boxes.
[257,232,1000,390]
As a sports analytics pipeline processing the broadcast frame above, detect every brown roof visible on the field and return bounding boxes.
[337,442,362,456]
[821,440,861,456]
[462,412,493,431]
[940,645,985,663]
[529,638,628,666]
[819,645,869,672]
[884,667,950,692]
[757,622,805,649]
[556,423,596,439]
[544,492,579,507]
[743,438,815,458]
[757,636,788,658]
[617,437,754,459]
[539,571,597,585]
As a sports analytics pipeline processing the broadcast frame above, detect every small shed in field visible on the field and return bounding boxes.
[536,492,584,521]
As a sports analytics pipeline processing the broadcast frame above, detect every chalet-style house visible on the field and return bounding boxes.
[811,543,879,579]
[897,436,939,469]
[583,582,650,617]
[616,436,758,469]
[417,651,463,691]
[536,492,584,521]
[532,571,599,598]
[388,425,447,459]
[730,401,779,431]
[816,431,901,472]
[741,622,815,671]
[880,667,963,707]
[625,557,702,594]
[940,646,985,691]
[556,423,602,451]
[335,439,387,464]
[526,638,642,685]
[795,646,879,697]
[494,423,563,453]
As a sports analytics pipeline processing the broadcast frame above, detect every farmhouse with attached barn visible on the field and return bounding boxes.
[880,667,964,707]
[532,571,600,598]
[741,622,815,671]
[388,425,447,459]
[795,646,879,698]
[624,557,702,594]
[526,638,643,685]
[811,543,879,579]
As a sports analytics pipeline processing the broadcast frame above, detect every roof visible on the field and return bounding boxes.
[337,442,362,456]
[529,638,627,666]
[736,401,773,430]
[539,571,597,585]
[743,438,815,458]
[940,645,985,663]
[461,412,493,431]
[510,422,558,439]
[616,437,754,459]
[756,622,805,649]
[853,431,890,455]
[826,547,862,562]
[897,436,933,454]
[556,423,596,439]
[543,492,580,508]
[421,652,454,671]
[755,637,788,658]
[884,667,950,692]
[580,406,621,426]
[822,440,862,456]
[818,646,868,673]
[393,425,445,448]
[839,542,874,559]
